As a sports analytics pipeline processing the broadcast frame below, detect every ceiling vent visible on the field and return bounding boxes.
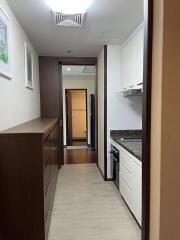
[54,12,85,27]
[82,66,96,74]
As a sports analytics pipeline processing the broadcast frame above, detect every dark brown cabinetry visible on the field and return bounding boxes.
[0,118,59,240]
[39,57,64,166]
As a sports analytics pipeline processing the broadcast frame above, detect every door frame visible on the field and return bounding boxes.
[103,1,153,240]
[141,1,153,240]
[65,89,88,146]
[58,58,98,163]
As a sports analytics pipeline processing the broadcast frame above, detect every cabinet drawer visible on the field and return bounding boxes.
[44,158,51,193]
[120,150,134,173]
[120,163,133,190]
[43,138,51,167]
[120,175,134,213]
[44,180,51,220]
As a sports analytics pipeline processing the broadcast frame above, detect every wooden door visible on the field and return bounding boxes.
[66,90,73,146]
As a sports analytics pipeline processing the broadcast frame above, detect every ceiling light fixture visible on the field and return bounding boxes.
[45,0,93,14]
[67,67,72,71]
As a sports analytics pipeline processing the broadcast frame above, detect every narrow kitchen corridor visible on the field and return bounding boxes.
[48,164,141,240]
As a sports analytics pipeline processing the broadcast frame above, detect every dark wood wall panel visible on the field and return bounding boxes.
[57,57,97,65]
[39,57,64,166]
[39,57,60,118]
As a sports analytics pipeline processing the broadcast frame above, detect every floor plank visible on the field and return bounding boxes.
[48,164,141,240]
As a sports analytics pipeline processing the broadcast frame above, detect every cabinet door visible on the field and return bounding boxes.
[128,35,136,89]
[135,27,144,86]
[122,44,129,91]
[121,26,144,91]
[119,175,134,213]
[132,159,142,226]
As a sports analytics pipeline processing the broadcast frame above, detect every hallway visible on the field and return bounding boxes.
[64,148,97,164]
[48,164,141,240]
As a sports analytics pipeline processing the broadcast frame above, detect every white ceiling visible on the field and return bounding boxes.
[62,65,96,76]
[6,0,144,57]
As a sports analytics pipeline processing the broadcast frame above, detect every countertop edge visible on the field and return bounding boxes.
[110,137,142,162]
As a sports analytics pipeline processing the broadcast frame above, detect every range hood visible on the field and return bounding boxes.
[123,88,143,97]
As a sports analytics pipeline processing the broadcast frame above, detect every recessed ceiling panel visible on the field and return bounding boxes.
[62,65,96,76]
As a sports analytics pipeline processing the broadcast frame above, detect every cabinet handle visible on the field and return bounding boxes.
[137,83,143,85]
[129,85,134,88]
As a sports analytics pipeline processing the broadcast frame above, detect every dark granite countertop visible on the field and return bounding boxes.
[110,130,142,161]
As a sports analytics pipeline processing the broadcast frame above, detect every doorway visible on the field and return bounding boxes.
[62,64,97,164]
[65,89,88,147]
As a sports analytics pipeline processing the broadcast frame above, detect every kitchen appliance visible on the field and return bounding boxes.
[110,145,120,189]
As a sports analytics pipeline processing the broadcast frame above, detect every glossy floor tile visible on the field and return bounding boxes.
[48,164,141,240]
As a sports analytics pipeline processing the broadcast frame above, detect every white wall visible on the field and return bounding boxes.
[107,45,142,178]
[63,75,95,145]
[0,0,40,132]
[98,48,105,175]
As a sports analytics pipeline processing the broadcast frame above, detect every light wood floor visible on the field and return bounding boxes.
[48,164,141,240]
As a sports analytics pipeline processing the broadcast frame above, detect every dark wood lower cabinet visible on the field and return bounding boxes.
[0,118,59,240]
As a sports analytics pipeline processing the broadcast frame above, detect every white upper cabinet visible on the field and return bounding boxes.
[121,24,144,92]
[135,27,144,86]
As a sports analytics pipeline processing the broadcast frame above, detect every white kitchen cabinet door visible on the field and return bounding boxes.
[122,44,130,91]
[135,26,144,86]
[128,34,137,89]
[132,159,142,226]
[121,24,144,92]
[119,146,142,226]
[119,175,134,213]
[120,148,134,173]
